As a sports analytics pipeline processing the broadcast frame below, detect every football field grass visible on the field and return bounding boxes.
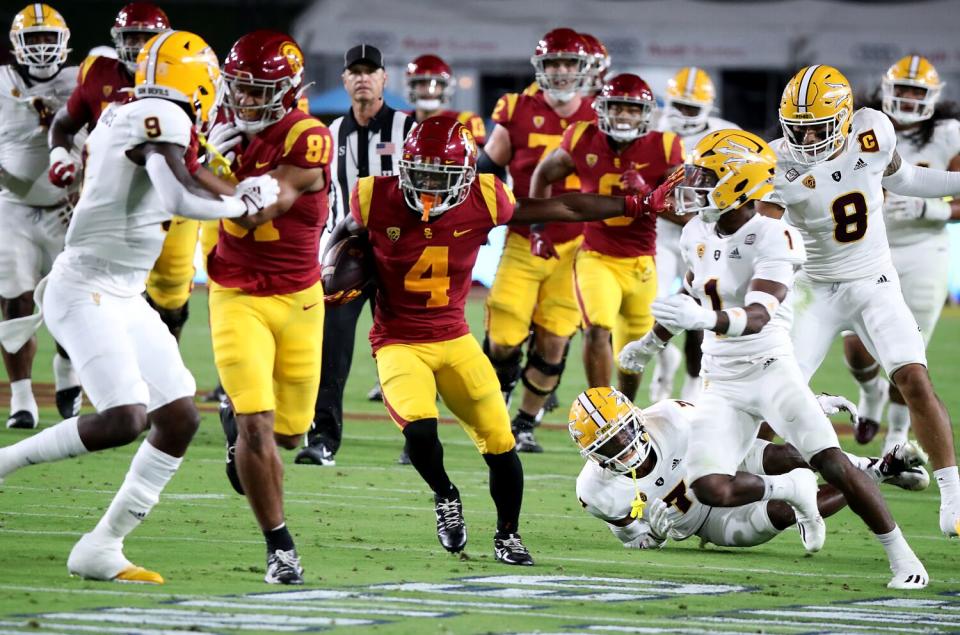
[1,288,959,634]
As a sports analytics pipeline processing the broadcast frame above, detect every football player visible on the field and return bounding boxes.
[406,54,486,145]
[48,3,199,342]
[620,130,928,589]
[206,31,332,585]
[0,31,277,583]
[578,33,609,98]
[570,388,929,552]
[480,28,597,452]
[324,115,675,565]
[757,65,960,538]
[0,4,80,429]
[650,67,741,404]
[839,56,960,453]
[529,74,683,400]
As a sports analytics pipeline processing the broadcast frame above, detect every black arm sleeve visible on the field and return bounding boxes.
[477,149,507,180]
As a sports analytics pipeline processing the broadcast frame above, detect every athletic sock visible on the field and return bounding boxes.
[934,466,960,507]
[512,410,537,432]
[759,473,797,503]
[52,353,80,391]
[89,440,181,542]
[483,450,523,534]
[875,525,917,563]
[264,523,295,553]
[9,379,37,419]
[886,403,911,442]
[0,416,86,475]
[842,451,872,472]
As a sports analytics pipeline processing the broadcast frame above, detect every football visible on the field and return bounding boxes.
[322,234,375,305]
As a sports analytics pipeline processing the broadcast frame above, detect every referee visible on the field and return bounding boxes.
[296,44,414,466]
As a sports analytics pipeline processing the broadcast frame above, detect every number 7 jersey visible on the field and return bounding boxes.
[770,108,897,282]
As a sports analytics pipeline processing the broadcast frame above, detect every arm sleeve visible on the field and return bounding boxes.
[145,153,245,220]
[882,159,960,198]
[278,119,333,169]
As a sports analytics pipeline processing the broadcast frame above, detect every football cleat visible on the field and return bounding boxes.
[219,402,244,495]
[649,344,682,402]
[435,488,467,553]
[788,468,826,553]
[854,377,889,444]
[5,411,36,430]
[940,504,960,537]
[494,532,534,566]
[202,382,227,403]
[397,446,411,465]
[869,441,930,491]
[887,558,928,590]
[55,386,83,419]
[294,441,336,467]
[68,532,163,584]
[367,381,383,402]
[513,429,543,454]
[264,549,304,585]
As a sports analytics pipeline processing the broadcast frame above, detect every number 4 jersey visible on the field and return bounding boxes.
[770,107,897,282]
[351,173,516,352]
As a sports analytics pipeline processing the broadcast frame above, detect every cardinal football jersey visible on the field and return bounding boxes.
[65,55,133,131]
[352,173,516,351]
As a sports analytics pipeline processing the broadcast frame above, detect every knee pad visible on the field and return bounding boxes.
[483,336,522,394]
[521,347,566,396]
[145,293,190,337]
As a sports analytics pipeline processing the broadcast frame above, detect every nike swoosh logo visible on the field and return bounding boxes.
[255,160,271,169]
[453,229,472,237]
[303,303,319,311]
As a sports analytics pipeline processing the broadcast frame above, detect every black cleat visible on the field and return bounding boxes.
[853,417,880,444]
[513,429,543,453]
[5,411,36,430]
[55,386,82,419]
[295,441,336,466]
[367,381,383,402]
[219,402,244,495]
[264,549,304,585]
[203,383,227,404]
[542,390,559,413]
[397,442,411,465]
[435,488,467,553]
[494,532,534,566]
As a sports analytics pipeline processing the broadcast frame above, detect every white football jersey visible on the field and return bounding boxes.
[576,399,708,540]
[771,108,897,282]
[0,65,78,206]
[60,97,192,290]
[885,118,960,247]
[679,213,804,363]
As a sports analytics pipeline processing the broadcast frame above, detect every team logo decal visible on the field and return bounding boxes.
[802,175,816,189]
[832,171,842,182]
[785,168,800,182]
[103,85,113,98]
[533,115,544,128]
[11,87,20,98]
[744,233,756,245]
[857,129,878,153]
[655,477,665,486]
[386,227,401,242]
[424,227,433,239]
[585,153,598,167]
[280,41,304,75]
[696,243,705,259]
[713,249,721,261]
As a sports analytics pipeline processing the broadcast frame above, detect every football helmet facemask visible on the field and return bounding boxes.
[406,54,454,112]
[594,73,655,143]
[568,387,651,475]
[399,116,478,220]
[530,28,590,103]
[778,64,853,165]
[882,55,942,125]
[10,3,70,80]
[579,32,610,95]
[664,66,715,134]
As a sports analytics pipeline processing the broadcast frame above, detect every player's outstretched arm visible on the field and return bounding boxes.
[229,164,326,230]
[477,124,511,180]
[530,148,575,199]
[882,149,960,200]
[48,107,82,153]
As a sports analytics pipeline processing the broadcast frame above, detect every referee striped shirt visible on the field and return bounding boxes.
[325,103,415,239]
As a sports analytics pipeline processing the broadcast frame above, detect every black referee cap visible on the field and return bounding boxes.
[344,44,384,70]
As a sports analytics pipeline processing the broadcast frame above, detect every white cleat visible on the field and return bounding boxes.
[869,441,930,491]
[940,505,960,538]
[68,532,164,584]
[887,559,929,590]
[787,468,826,553]
[881,433,909,458]
[649,344,682,402]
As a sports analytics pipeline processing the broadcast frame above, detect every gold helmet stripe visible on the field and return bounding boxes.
[684,66,698,96]
[33,3,43,24]
[908,55,920,79]
[577,393,607,428]
[144,30,176,84]
[796,64,821,113]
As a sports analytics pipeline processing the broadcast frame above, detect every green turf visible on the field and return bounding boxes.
[1,289,959,634]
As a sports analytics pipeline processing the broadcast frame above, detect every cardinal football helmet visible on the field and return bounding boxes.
[664,67,715,134]
[10,4,70,79]
[594,74,655,142]
[579,32,610,95]
[111,3,170,74]
[406,54,454,111]
[882,55,943,124]
[675,129,776,222]
[530,28,590,103]
[569,387,651,475]
[222,30,306,133]
[779,65,853,165]
[398,115,478,218]
[135,30,220,125]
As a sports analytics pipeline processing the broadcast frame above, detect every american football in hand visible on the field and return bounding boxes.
[322,234,375,305]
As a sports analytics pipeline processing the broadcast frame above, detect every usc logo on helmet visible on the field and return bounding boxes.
[280,41,304,75]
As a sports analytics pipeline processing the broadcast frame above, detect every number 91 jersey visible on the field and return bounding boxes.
[770,108,896,282]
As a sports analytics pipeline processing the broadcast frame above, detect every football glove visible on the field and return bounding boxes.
[652,294,717,332]
[884,193,925,221]
[530,228,558,259]
[48,146,79,188]
[817,393,859,424]
[233,174,280,215]
[647,498,676,540]
[620,169,652,195]
[618,330,669,374]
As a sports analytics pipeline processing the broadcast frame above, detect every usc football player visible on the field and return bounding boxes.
[406,54,486,145]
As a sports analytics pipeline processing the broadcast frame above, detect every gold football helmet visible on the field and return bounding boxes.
[665,67,715,134]
[134,30,220,125]
[882,55,942,124]
[10,4,70,79]
[568,387,650,474]
[675,129,776,223]
[778,65,853,165]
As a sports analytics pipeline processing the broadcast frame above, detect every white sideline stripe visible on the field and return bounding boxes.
[0,620,197,635]
[177,600,447,618]
[748,606,960,625]
[694,615,928,633]
[243,589,534,609]
[2,528,957,584]
[44,608,374,628]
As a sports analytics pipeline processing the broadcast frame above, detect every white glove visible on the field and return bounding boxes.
[204,121,242,166]
[884,193,925,221]
[647,498,676,540]
[618,331,667,373]
[48,146,80,188]
[817,393,859,423]
[231,174,280,216]
[623,528,667,550]
[652,294,717,332]
[922,198,952,222]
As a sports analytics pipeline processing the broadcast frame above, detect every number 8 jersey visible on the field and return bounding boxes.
[770,108,897,282]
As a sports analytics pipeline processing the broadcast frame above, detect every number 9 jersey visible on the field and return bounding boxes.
[770,108,897,283]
